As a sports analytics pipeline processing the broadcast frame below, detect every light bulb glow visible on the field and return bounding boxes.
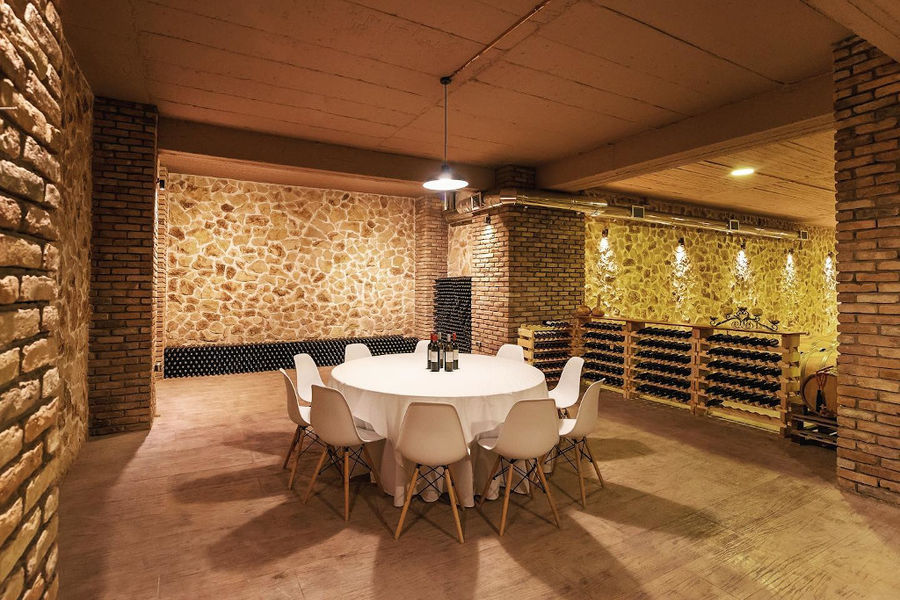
[423,165,467,191]
[730,167,755,177]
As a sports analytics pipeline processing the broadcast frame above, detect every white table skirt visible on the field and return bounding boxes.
[329,352,548,507]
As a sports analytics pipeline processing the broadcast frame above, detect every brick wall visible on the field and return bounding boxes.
[0,1,91,598]
[414,196,447,340]
[89,98,157,435]
[471,204,585,354]
[833,36,900,505]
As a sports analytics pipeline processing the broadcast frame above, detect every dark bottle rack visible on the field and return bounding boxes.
[630,325,696,407]
[163,335,418,378]
[636,383,691,403]
[575,318,627,390]
[434,277,472,353]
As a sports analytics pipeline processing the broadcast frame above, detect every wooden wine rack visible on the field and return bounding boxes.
[572,314,804,434]
[518,322,573,386]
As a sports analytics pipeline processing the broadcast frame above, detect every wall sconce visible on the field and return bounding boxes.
[677,237,685,247]
[484,215,491,224]
[602,228,609,238]
[157,178,166,190]
[740,240,746,250]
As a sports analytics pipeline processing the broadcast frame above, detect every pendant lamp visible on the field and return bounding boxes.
[423,76,468,191]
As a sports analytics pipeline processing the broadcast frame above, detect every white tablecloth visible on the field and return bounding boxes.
[329,352,548,507]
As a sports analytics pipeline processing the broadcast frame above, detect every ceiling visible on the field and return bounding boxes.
[599,130,836,226]
[62,0,847,167]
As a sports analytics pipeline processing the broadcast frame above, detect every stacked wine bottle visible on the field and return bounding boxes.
[702,332,784,410]
[630,326,694,404]
[580,320,626,388]
[434,277,472,352]
[518,322,573,385]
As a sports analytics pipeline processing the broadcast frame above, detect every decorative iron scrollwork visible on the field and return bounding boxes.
[709,307,780,331]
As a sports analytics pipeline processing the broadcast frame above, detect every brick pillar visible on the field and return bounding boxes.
[89,98,157,435]
[471,204,585,354]
[833,36,900,504]
[414,196,447,340]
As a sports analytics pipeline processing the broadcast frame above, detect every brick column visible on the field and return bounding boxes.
[471,204,585,354]
[413,196,447,340]
[833,36,900,504]
[89,98,157,435]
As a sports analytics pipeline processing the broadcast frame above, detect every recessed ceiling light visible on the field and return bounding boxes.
[730,167,755,177]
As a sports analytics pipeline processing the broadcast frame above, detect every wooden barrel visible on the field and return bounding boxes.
[799,346,838,415]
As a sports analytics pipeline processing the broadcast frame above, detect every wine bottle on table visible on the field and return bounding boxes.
[451,332,459,369]
[428,333,439,372]
[444,334,454,372]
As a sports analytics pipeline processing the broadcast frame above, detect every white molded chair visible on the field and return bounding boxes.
[394,403,469,543]
[304,385,385,521]
[554,380,605,507]
[414,340,429,354]
[549,356,585,415]
[477,399,560,535]
[344,343,372,362]
[279,368,317,489]
[294,352,323,403]
[496,344,524,361]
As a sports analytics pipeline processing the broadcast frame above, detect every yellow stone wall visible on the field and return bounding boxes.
[447,222,474,277]
[585,219,838,340]
[165,175,416,345]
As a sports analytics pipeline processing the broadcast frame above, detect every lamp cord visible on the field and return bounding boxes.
[443,81,448,165]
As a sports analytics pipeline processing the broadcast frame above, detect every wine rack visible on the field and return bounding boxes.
[163,335,419,378]
[698,330,801,433]
[629,323,698,410]
[571,312,805,435]
[518,321,573,386]
[574,317,627,391]
[434,277,472,352]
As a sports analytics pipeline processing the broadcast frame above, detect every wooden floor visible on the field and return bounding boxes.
[59,370,900,599]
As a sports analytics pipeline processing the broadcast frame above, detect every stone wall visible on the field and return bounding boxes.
[833,36,900,505]
[0,1,92,598]
[585,219,838,340]
[53,35,91,472]
[165,174,417,345]
[447,222,473,277]
[89,98,157,435]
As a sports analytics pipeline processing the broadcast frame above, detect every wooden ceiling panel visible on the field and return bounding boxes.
[599,130,836,225]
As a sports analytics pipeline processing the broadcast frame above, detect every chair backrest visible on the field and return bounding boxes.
[397,403,469,467]
[293,353,322,404]
[310,385,363,447]
[414,339,429,354]
[496,344,524,361]
[568,380,603,438]
[493,399,559,460]
[279,368,307,426]
[552,356,585,398]
[344,343,372,362]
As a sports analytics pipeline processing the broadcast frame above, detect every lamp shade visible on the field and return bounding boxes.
[423,164,467,191]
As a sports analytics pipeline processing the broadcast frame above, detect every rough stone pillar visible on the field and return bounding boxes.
[833,36,900,504]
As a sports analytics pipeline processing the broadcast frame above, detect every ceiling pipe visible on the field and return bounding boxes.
[448,189,804,241]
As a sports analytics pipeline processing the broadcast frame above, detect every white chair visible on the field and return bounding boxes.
[414,340,429,354]
[304,385,385,521]
[496,344,524,361]
[549,356,585,416]
[477,399,560,535]
[394,403,469,543]
[555,380,605,507]
[344,343,372,362]
[279,368,316,489]
[294,352,323,403]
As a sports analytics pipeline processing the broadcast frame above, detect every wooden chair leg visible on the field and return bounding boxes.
[444,466,465,544]
[394,465,420,540]
[477,456,501,508]
[575,443,586,508]
[282,425,301,469]
[343,448,351,521]
[499,460,514,536]
[582,438,605,488]
[361,444,382,490]
[304,446,330,503]
[288,430,306,489]
[535,454,560,528]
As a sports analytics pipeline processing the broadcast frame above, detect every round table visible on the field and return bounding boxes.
[329,352,548,507]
